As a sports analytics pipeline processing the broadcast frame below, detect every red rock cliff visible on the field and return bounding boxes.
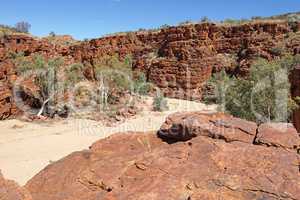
[0,22,300,121]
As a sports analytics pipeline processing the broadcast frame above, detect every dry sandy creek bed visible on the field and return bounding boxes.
[0,97,216,185]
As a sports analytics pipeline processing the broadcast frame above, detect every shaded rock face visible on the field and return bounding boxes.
[1,22,300,119]
[0,172,32,200]
[25,113,300,200]
[291,65,300,132]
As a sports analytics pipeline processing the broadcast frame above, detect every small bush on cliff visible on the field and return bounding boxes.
[287,14,300,32]
[270,47,286,56]
[94,55,151,96]
[95,55,133,92]
[223,18,239,24]
[133,72,152,95]
[160,24,170,29]
[222,18,249,25]
[206,55,300,123]
[179,21,194,26]
[200,16,210,23]
[49,31,56,37]
[65,63,85,85]
[94,55,151,111]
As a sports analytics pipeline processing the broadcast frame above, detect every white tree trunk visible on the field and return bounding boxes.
[37,98,50,117]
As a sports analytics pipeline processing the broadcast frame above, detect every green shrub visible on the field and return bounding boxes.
[179,21,193,26]
[223,18,239,24]
[287,14,300,32]
[133,72,151,95]
[95,55,151,96]
[222,18,249,25]
[206,55,300,123]
[65,63,85,85]
[15,54,65,116]
[49,31,56,37]
[95,55,132,92]
[160,24,170,29]
[153,93,168,112]
[251,16,263,20]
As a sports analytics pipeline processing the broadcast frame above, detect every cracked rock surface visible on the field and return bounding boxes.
[23,112,300,200]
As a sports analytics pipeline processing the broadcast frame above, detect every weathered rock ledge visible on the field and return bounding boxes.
[1,112,298,200]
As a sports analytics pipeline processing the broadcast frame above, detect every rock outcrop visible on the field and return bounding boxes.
[255,123,300,150]
[291,65,300,132]
[24,112,300,200]
[0,35,75,120]
[158,112,257,143]
[0,171,32,200]
[1,22,300,123]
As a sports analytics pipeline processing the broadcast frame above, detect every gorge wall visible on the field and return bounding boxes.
[0,21,300,129]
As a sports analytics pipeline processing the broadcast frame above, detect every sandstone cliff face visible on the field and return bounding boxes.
[0,35,75,119]
[24,112,300,200]
[0,22,300,124]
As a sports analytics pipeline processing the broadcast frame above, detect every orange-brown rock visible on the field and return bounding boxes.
[255,123,300,150]
[0,34,76,119]
[1,22,300,119]
[0,171,32,200]
[158,112,257,143]
[25,113,300,200]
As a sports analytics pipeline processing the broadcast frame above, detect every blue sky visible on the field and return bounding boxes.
[1,0,300,40]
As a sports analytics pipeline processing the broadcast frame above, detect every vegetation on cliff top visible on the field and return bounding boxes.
[0,21,31,37]
[103,12,300,38]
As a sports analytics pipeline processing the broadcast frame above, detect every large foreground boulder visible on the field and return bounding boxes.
[25,112,300,200]
[0,171,32,200]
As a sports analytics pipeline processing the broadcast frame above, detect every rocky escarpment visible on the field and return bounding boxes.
[73,22,300,100]
[0,35,75,120]
[20,112,300,200]
[0,21,300,128]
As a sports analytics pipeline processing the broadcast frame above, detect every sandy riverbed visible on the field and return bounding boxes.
[0,97,216,185]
